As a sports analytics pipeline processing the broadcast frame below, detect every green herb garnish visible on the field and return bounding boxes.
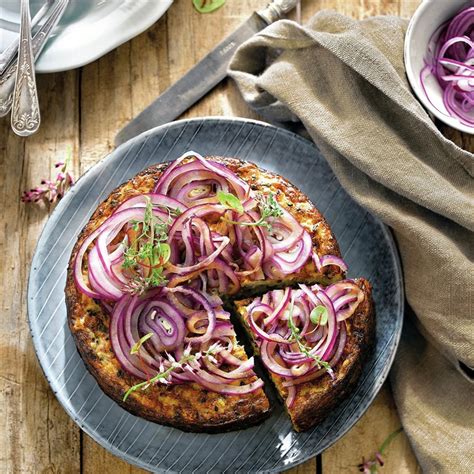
[310,305,328,326]
[123,353,195,401]
[193,0,226,14]
[130,333,153,355]
[217,191,244,213]
[122,198,171,294]
[123,343,223,401]
[250,193,284,229]
[222,192,283,230]
[287,299,332,373]
[153,204,182,217]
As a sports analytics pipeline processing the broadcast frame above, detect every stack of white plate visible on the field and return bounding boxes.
[0,0,173,73]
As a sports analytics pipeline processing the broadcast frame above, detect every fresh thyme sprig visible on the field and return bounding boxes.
[123,342,223,401]
[218,191,283,230]
[121,198,171,294]
[252,193,284,229]
[123,352,195,401]
[287,299,333,374]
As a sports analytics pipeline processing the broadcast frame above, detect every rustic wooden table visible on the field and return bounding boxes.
[3,0,471,472]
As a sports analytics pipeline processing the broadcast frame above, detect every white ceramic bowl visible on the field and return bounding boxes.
[404,0,474,134]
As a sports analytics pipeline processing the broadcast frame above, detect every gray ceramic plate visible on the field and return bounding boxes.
[28,118,403,473]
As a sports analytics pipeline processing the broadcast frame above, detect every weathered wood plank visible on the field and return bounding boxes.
[82,430,143,474]
[0,71,81,473]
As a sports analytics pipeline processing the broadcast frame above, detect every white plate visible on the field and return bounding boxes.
[0,0,173,73]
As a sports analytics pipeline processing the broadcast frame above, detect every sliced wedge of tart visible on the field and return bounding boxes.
[234,278,375,432]
[66,284,270,432]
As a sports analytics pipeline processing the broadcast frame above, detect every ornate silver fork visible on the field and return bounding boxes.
[11,0,40,136]
[1,0,69,128]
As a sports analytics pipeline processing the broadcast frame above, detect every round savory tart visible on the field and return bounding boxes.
[65,152,366,433]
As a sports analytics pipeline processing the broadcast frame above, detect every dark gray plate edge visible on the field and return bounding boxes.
[26,116,405,474]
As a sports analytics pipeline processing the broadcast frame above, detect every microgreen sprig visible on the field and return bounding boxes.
[218,191,283,230]
[123,343,224,401]
[287,299,333,373]
[217,190,244,213]
[122,198,171,294]
[310,305,328,326]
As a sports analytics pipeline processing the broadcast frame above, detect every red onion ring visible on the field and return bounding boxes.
[109,287,261,396]
[165,286,217,344]
[421,6,474,126]
[154,151,250,204]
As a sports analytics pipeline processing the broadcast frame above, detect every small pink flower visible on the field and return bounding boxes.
[357,428,402,474]
[22,155,75,205]
[358,457,375,474]
[21,188,43,203]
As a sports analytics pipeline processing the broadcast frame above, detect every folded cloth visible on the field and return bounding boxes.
[229,11,473,473]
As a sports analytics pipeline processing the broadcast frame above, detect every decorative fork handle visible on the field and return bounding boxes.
[0,0,68,119]
[0,0,53,76]
[11,0,41,136]
[257,0,298,24]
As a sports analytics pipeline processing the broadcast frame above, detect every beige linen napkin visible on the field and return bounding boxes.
[229,11,473,473]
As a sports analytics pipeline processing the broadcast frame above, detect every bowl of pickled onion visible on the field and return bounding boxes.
[405,0,474,134]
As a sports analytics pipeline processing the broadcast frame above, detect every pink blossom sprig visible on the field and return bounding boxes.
[358,427,403,474]
[22,158,75,205]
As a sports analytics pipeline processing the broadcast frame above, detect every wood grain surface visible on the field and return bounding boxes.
[1,0,468,472]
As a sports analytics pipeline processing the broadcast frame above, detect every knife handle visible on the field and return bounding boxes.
[257,0,299,24]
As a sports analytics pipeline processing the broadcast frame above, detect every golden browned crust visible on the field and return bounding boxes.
[65,156,347,433]
[65,289,271,433]
[234,278,375,432]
